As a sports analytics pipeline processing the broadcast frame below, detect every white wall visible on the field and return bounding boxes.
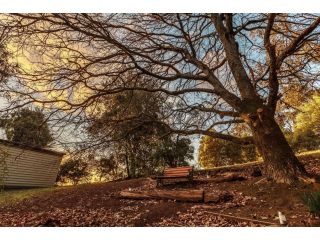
[0,143,63,187]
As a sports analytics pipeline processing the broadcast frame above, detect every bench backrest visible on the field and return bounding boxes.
[163,166,193,177]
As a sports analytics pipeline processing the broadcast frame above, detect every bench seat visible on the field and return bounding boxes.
[155,166,193,186]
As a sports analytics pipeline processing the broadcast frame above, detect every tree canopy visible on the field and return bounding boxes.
[2,108,53,148]
[86,89,193,178]
[1,14,320,183]
[292,92,320,151]
[198,135,257,168]
[57,157,89,185]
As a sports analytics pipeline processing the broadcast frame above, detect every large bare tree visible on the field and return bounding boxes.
[1,13,320,183]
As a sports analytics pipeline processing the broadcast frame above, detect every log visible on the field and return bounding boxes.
[119,189,204,202]
[194,161,263,176]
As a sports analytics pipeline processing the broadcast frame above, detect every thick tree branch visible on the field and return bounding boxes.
[277,16,320,67]
[264,14,279,113]
[211,13,258,102]
[171,128,253,145]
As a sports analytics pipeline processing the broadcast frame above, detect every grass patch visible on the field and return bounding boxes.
[301,190,320,216]
[297,149,320,159]
[0,187,56,206]
[196,160,263,173]
[198,149,320,171]
[204,160,262,171]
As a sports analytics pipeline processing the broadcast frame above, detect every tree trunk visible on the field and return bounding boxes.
[244,107,310,184]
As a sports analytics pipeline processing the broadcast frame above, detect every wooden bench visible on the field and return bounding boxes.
[156,166,194,186]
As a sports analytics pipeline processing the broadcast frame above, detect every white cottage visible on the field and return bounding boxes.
[0,139,64,188]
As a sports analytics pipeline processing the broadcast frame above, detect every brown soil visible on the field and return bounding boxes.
[0,157,319,227]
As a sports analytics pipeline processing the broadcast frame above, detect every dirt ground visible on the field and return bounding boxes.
[0,177,319,226]
[0,153,319,227]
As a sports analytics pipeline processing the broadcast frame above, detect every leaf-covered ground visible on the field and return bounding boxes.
[0,151,319,227]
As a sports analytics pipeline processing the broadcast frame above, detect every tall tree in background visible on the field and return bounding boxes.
[96,156,120,181]
[0,44,11,83]
[57,157,89,185]
[2,14,320,183]
[2,108,53,148]
[87,89,193,178]
[87,90,170,178]
[198,135,257,168]
[292,92,320,151]
[276,84,313,132]
[153,137,194,168]
[0,27,14,83]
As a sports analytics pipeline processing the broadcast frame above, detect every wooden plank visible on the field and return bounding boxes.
[164,167,192,172]
[165,167,192,170]
[160,172,190,175]
[156,175,189,179]
[165,166,192,170]
[164,170,190,174]
[164,169,190,172]
[163,173,189,176]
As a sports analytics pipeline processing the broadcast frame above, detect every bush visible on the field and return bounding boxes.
[57,158,89,185]
[198,135,258,168]
[97,156,119,180]
[301,191,320,216]
[293,93,320,152]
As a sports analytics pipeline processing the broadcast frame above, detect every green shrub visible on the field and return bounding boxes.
[198,135,258,168]
[301,191,320,216]
[56,158,89,185]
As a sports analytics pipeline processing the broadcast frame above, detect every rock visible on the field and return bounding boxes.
[251,167,262,177]
[38,218,61,227]
[278,211,287,225]
[204,192,234,203]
